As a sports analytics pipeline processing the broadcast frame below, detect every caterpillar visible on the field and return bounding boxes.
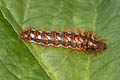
[19,28,107,53]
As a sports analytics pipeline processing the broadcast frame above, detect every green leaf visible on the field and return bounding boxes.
[0,0,120,80]
[0,12,50,80]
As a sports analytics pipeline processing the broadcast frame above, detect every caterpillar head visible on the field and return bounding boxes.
[94,38,107,52]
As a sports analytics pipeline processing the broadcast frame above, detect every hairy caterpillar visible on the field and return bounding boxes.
[19,28,107,53]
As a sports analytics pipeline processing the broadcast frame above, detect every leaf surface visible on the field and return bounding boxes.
[0,0,120,80]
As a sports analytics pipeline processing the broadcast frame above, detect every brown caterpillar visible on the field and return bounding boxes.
[19,28,107,53]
